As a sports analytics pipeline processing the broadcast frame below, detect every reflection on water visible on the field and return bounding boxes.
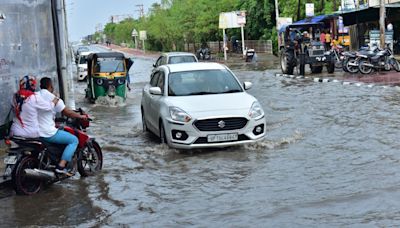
[2,53,400,226]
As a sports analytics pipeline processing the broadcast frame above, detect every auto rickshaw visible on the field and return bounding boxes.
[85,52,133,103]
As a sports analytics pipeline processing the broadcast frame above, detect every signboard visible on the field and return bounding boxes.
[337,16,349,34]
[306,3,314,17]
[219,11,246,29]
[139,30,147,40]
[341,0,368,11]
[369,30,393,50]
[237,11,246,25]
[131,29,138,37]
[277,17,292,30]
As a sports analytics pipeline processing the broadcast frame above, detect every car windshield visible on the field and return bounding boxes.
[168,69,243,96]
[79,56,87,64]
[78,47,89,53]
[168,56,197,64]
[95,58,125,73]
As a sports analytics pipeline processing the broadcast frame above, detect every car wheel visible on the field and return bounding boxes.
[141,108,148,132]
[159,121,167,144]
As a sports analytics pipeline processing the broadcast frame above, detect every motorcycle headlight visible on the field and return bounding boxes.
[249,101,264,120]
[169,107,191,123]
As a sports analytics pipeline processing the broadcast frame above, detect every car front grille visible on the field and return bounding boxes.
[309,49,325,57]
[193,134,250,144]
[193,117,248,131]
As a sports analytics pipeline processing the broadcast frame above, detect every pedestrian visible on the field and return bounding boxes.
[320,30,326,46]
[38,77,87,176]
[325,31,332,51]
[125,58,134,91]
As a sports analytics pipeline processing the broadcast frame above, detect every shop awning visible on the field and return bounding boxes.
[340,4,400,26]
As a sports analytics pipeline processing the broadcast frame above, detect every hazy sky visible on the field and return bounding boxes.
[66,0,158,41]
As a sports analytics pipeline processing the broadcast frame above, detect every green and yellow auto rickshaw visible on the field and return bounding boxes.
[85,52,133,103]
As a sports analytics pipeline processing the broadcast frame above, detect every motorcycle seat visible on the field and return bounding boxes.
[11,136,44,151]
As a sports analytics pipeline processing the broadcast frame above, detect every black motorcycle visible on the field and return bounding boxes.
[2,109,103,195]
[342,46,379,74]
[358,46,400,74]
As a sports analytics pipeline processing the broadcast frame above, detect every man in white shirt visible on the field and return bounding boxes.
[11,75,58,138]
[38,77,87,176]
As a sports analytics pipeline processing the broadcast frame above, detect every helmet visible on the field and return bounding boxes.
[19,75,37,91]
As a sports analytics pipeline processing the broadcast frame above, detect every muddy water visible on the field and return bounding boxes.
[2,52,400,227]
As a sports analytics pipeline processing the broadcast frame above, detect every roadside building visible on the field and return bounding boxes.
[339,0,400,52]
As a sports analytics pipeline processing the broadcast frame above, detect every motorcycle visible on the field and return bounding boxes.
[2,108,103,195]
[331,45,345,69]
[342,46,379,74]
[358,45,400,74]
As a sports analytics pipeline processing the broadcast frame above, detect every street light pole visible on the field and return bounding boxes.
[379,0,386,49]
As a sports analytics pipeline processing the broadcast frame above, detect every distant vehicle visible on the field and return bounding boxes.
[279,22,335,75]
[153,52,198,69]
[85,52,133,103]
[75,46,90,63]
[77,51,93,81]
[141,62,266,149]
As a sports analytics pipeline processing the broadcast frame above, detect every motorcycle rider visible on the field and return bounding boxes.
[38,77,87,176]
[10,75,58,138]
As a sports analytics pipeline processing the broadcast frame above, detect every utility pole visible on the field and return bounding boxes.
[136,4,144,18]
[275,0,279,29]
[379,0,386,49]
[297,0,301,21]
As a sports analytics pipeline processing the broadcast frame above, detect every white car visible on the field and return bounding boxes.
[77,51,92,81]
[153,52,198,68]
[141,62,266,149]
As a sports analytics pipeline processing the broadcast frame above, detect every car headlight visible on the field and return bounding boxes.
[249,101,264,119]
[325,51,332,55]
[96,78,103,85]
[169,107,191,123]
[79,67,86,72]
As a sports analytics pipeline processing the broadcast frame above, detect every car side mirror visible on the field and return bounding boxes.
[243,82,252,90]
[149,87,162,95]
[153,63,156,68]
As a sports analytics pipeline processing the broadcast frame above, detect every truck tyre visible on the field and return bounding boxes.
[327,62,335,73]
[281,50,294,75]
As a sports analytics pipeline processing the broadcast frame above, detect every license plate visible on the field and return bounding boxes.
[207,133,238,143]
[4,156,17,165]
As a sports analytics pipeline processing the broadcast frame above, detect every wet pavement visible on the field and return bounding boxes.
[2,46,400,226]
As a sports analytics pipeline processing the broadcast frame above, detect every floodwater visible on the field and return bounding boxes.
[2,47,400,227]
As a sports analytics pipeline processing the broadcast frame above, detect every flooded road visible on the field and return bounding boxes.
[2,48,400,227]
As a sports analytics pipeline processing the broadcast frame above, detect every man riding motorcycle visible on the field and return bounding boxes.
[10,75,58,138]
[38,77,87,176]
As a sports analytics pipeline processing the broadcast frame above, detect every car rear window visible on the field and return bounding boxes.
[168,56,197,64]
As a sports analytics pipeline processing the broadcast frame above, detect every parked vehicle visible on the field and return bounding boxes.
[77,51,93,81]
[342,46,378,74]
[280,22,335,75]
[331,45,345,69]
[85,52,133,103]
[153,52,198,69]
[2,109,102,195]
[74,46,90,64]
[358,45,400,74]
[141,62,266,149]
